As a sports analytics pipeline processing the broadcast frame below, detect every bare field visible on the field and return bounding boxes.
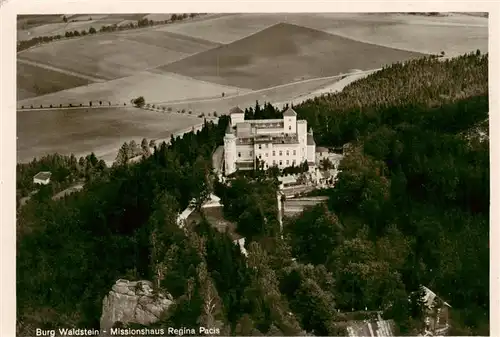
[154,12,487,57]
[154,75,348,115]
[328,23,488,57]
[288,13,488,57]
[116,30,220,53]
[159,22,424,90]
[17,71,251,108]
[17,62,94,101]
[17,107,202,164]
[17,15,64,30]
[18,35,189,80]
[154,13,278,44]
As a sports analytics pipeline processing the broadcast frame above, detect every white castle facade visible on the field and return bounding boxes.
[223,106,316,175]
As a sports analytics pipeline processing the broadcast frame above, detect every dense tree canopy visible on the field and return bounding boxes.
[16,52,489,336]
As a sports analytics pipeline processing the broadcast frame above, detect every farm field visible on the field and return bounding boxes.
[17,14,64,30]
[159,22,424,89]
[154,13,277,44]
[143,14,173,22]
[17,61,94,100]
[18,34,190,80]
[17,71,251,108]
[152,75,351,115]
[155,12,488,57]
[17,17,126,41]
[17,107,202,164]
[322,13,488,57]
[115,30,220,53]
[16,14,152,41]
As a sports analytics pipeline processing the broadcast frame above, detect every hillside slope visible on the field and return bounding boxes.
[16,52,489,336]
[160,22,425,89]
[290,52,488,335]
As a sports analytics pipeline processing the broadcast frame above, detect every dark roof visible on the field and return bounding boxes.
[316,146,329,152]
[229,106,244,115]
[283,107,297,117]
[307,134,315,145]
[34,171,52,180]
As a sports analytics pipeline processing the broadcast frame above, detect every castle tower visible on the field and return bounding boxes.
[224,124,237,175]
[229,106,245,125]
[283,106,297,134]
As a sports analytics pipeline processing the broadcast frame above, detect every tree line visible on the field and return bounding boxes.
[17,13,202,52]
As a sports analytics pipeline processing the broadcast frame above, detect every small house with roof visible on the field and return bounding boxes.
[33,171,52,185]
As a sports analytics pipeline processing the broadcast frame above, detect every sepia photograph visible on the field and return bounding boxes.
[4,3,493,337]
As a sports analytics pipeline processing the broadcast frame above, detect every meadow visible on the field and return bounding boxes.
[17,107,203,164]
[160,22,424,89]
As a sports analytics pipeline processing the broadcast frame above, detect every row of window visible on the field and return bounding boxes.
[238,149,297,158]
[258,159,296,170]
[259,160,297,169]
[273,159,296,166]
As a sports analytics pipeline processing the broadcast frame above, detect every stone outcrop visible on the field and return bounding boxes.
[100,279,173,333]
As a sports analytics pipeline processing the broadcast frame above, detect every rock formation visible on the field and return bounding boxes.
[100,279,173,334]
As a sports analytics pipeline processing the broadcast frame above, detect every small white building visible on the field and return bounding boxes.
[278,174,299,189]
[33,171,52,185]
[223,106,316,175]
[233,237,248,257]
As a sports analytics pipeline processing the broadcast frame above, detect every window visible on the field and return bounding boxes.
[286,160,289,165]
[293,150,296,155]
[289,126,291,130]
[259,155,262,159]
[258,144,262,150]
[265,144,269,148]
[279,151,282,156]
[286,150,289,156]
[279,160,283,166]
[273,160,276,165]
[250,150,253,156]
[238,152,241,157]
[272,151,276,156]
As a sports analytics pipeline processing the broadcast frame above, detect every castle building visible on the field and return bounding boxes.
[223,106,316,175]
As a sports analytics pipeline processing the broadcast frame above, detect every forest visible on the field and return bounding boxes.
[16,52,489,336]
